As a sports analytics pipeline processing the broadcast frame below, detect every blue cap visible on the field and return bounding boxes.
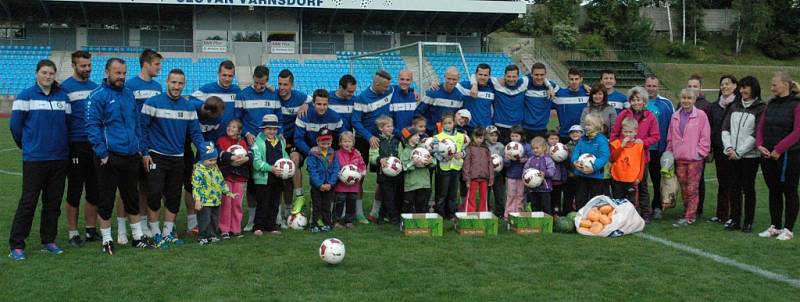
[197,142,218,163]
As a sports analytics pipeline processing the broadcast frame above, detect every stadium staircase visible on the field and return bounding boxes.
[564,60,654,90]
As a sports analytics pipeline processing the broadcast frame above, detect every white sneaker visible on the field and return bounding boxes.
[243,223,254,233]
[279,220,288,230]
[116,233,128,245]
[758,225,781,238]
[776,229,794,241]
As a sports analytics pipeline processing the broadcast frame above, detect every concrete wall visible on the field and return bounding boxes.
[640,7,738,33]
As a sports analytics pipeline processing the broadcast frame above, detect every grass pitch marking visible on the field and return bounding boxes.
[636,232,800,289]
[0,169,21,176]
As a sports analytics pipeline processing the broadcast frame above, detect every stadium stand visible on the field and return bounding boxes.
[565,60,653,89]
[426,52,513,79]
[0,45,52,95]
[82,46,145,54]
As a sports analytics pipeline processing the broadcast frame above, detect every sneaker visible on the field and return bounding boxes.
[254,230,264,236]
[672,219,693,227]
[221,233,231,240]
[116,234,128,246]
[309,226,320,233]
[320,225,332,232]
[40,243,64,255]
[345,223,354,229]
[279,221,288,230]
[210,237,220,243]
[166,233,184,245]
[131,237,155,249]
[776,229,794,241]
[102,241,114,255]
[758,225,781,238]
[198,238,210,246]
[85,228,101,242]
[709,216,721,223]
[234,233,244,238]
[190,226,199,236]
[653,208,663,220]
[69,235,84,247]
[722,219,733,227]
[8,249,25,261]
[154,233,169,249]
[356,215,370,225]
[243,223,254,232]
[367,215,378,223]
[334,223,344,229]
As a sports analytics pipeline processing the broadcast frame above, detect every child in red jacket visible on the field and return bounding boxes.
[462,128,494,212]
[334,131,366,228]
[216,119,252,238]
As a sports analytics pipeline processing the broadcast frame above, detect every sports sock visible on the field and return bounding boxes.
[68,230,79,239]
[247,207,256,225]
[100,227,112,244]
[131,222,144,241]
[187,214,198,230]
[163,221,175,236]
[370,200,382,217]
[149,221,161,236]
[356,199,364,216]
[117,217,128,235]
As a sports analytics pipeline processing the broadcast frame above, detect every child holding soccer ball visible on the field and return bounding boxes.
[399,116,436,214]
[433,112,466,220]
[307,128,340,232]
[251,114,289,236]
[486,126,506,217]
[216,118,251,238]
[503,125,532,218]
[462,128,494,212]
[546,131,568,216]
[192,142,238,245]
[525,137,556,214]
[333,131,366,228]
[571,113,610,210]
[369,115,404,225]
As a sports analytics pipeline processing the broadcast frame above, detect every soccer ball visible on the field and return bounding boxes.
[523,168,544,188]
[550,143,569,162]
[577,153,596,169]
[421,137,436,152]
[288,213,308,230]
[338,164,362,186]
[274,158,296,179]
[319,238,346,265]
[439,138,458,158]
[227,144,248,157]
[411,147,431,167]
[505,142,523,159]
[381,156,403,177]
[491,154,503,172]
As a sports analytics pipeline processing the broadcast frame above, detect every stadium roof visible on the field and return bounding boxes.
[41,0,526,14]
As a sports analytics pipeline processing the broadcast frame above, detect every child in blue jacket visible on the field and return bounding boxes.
[571,113,610,210]
[306,128,340,232]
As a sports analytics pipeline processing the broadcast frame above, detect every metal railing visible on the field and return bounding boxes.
[301,41,335,54]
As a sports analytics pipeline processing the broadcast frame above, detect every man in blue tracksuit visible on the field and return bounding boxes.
[644,76,675,218]
[274,69,312,217]
[60,50,100,246]
[85,58,155,255]
[554,68,590,142]
[601,69,629,113]
[123,49,163,240]
[352,70,394,221]
[391,70,418,135]
[295,89,344,157]
[235,65,280,146]
[415,67,465,135]
[492,65,529,144]
[524,62,559,140]
[140,68,205,249]
[328,74,357,133]
[8,59,70,260]
[456,64,494,134]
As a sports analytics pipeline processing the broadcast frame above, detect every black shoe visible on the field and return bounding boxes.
[132,237,155,249]
[725,221,741,231]
[102,241,114,255]
[741,224,753,233]
[85,228,101,242]
[69,235,84,247]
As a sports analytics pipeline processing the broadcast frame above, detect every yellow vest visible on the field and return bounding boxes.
[434,130,466,171]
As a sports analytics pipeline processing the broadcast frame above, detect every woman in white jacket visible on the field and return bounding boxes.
[720,76,766,233]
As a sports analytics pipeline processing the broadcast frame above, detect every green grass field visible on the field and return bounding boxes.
[1,119,799,301]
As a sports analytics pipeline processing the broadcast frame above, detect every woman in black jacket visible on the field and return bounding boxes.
[708,75,738,225]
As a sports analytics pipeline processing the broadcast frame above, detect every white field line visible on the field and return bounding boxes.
[636,232,800,289]
[0,148,18,153]
[0,169,21,176]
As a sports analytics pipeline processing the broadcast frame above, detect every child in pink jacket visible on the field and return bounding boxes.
[667,88,711,226]
[334,131,367,228]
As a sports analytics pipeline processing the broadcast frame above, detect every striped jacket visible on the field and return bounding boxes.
[10,83,71,161]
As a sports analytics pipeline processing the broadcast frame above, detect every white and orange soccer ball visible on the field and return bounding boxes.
[381,156,403,177]
[411,147,431,167]
[577,153,597,169]
[227,144,248,157]
[523,168,544,188]
[274,158,296,179]
[550,143,569,162]
[288,213,307,230]
[338,164,362,186]
[491,154,503,172]
[505,142,523,159]
[320,238,346,265]
[439,138,458,158]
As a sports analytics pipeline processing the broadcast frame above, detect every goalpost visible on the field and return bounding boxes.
[348,42,470,94]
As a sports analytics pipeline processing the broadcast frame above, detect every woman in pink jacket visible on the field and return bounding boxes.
[333,131,367,228]
[667,88,711,227]
[610,86,660,221]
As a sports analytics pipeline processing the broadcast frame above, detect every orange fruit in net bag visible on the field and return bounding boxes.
[599,205,613,215]
[599,214,611,225]
[590,221,604,234]
[580,219,592,228]
[587,209,601,222]
[579,227,590,233]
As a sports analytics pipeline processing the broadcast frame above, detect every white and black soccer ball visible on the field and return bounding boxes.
[288,213,308,230]
[523,168,544,188]
[550,143,569,162]
[439,138,458,158]
[491,154,503,172]
[421,137,436,152]
[577,153,597,169]
[505,142,523,159]
[411,147,431,167]
[274,158,296,180]
[381,156,403,177]
[227,144,248,157]
[338,164,362,186]
[320,238,346,265]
